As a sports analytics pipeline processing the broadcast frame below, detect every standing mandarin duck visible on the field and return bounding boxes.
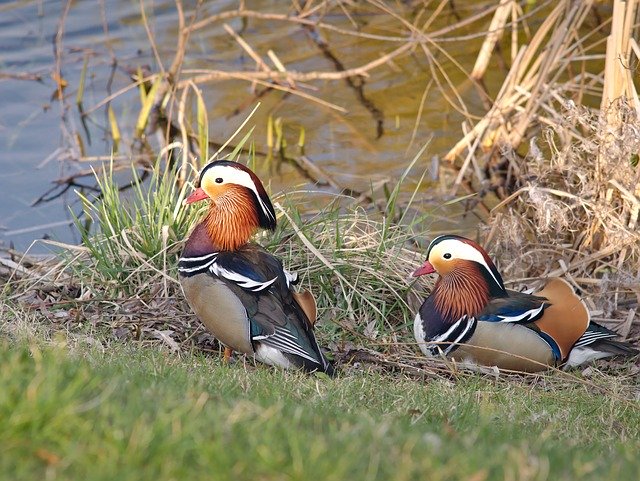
[412,235,638,372]
[179,160,334,375]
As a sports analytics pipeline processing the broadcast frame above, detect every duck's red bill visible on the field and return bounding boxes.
[185,187,209,204]
[412,261,436,277]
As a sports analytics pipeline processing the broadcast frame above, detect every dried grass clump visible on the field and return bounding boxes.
[268,198,426,348]
[489,100,640,338]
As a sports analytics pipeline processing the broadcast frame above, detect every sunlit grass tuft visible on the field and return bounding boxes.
[71,161,198,296]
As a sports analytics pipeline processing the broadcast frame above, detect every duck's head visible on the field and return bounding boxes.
[186,160,276,250]
[412,235,506,296]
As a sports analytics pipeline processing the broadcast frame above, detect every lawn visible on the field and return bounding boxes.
[1,339,638,481]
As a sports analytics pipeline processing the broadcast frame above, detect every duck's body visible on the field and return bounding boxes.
[179,160,333,375]
[413,235,637,372]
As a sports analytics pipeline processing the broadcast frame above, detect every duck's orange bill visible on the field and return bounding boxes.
[185,187,209,204]
[412,261,436,277]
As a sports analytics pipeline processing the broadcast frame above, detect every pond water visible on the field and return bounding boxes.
[0,0,510,252]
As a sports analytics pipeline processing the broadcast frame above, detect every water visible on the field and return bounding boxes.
[0,0,499,252]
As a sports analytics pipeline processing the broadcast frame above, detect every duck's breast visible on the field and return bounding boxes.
[180,273,253,354]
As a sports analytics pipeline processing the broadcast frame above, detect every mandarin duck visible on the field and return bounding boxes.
[412,235,638,372]
[179,160,334,375]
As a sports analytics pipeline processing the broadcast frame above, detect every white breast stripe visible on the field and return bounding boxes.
[428,316,476,356]
[178,258,218,273]
[210,264,277,292]
[443,316,475,355]
[432,317,466,343]
[497,303,545,323]
[180,253,218,262]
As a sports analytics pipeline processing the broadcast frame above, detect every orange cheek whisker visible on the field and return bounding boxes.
[203,187,260,251]
[433,265,490,322]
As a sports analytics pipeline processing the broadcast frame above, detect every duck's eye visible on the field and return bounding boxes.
[443,253,452,260]
[215,177,223,184]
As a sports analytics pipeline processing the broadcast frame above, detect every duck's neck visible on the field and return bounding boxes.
[432,265,491,324]
[195,188,259,252]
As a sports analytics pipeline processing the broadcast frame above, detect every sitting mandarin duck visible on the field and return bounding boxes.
[179,160,334,375]
[412,235,638,372]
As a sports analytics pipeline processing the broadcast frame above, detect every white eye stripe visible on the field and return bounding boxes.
[430,239,503,288]
[203,165,275,222]
[204,165,255,190]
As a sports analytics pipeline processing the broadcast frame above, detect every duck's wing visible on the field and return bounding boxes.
[478,291,549,324]
[213,245,333,374]
[476,278,590,362]
[564,321,639,367]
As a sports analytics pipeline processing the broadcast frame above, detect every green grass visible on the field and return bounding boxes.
[1,340,639,480]
[72,161,197,296]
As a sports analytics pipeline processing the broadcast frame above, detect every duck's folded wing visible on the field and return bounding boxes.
[248,295,325,365]
[573,321,619,347]
[215,248,329,370]
[478,292,549,323]
[565,321,639,367]
[477,293,564,360]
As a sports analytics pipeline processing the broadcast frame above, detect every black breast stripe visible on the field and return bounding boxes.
[178,253,219,276]
[180,252,280,293]
[427,315,477,356]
